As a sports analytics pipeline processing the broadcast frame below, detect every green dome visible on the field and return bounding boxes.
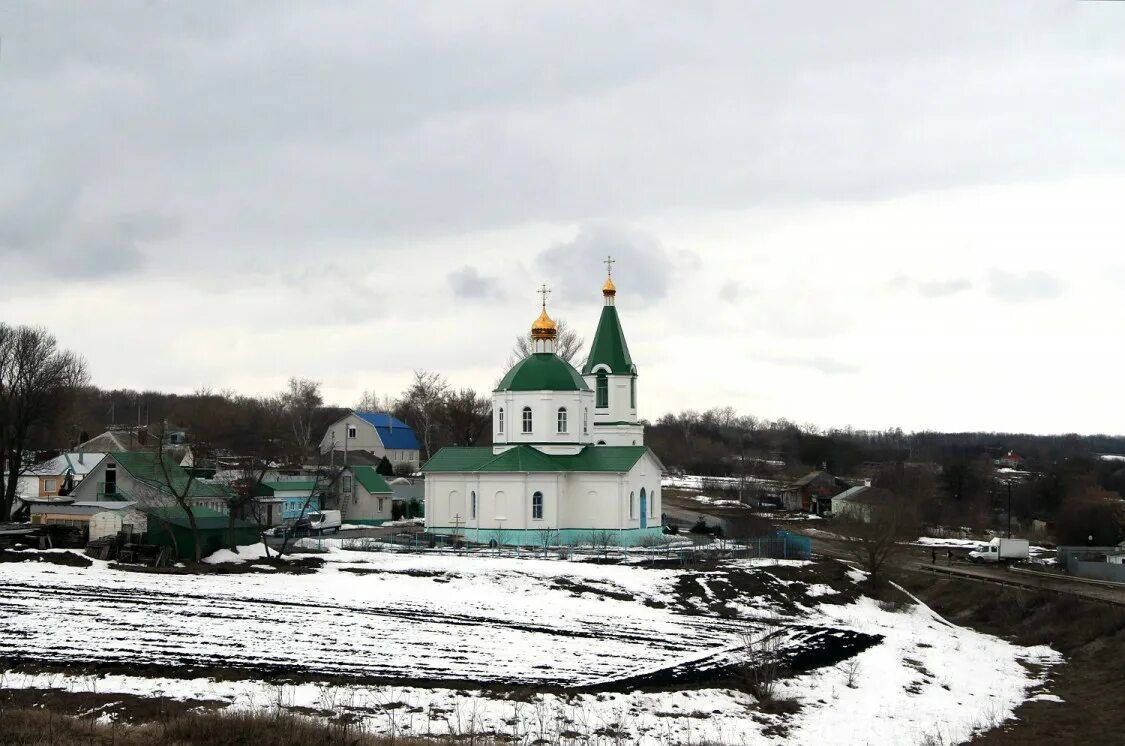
[495,353,591,392]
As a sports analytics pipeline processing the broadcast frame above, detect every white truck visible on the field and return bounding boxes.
[967,537,1029,564]
[307,510,342,535]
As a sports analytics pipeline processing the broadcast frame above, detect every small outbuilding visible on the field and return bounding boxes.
[339,466,394,525]
[140,505,259,560]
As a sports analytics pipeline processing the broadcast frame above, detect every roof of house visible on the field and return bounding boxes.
[582,305,635,376]
[424,445,655,474]
[351,466,392,494]
[22,452,107,478]
[111,451,233,500]
[792,470,832,488]
[259,480,321,494]
[139,505,253,530]
[354,412,422,451]
[495,353,591,393]
[833,486,894,506]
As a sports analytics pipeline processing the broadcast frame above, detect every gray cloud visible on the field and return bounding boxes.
[718,281,748,303]
[880,274,973,298]
[986,270,1065,303]
[448,266,504,300]
[3,2,1122,273]
[917,278,973,298]
[536,224,696,306]
[761,354,861,376]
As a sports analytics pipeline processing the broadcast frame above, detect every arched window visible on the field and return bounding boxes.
[639,487,648,529]
[498,408,504,434]
[557,407,568,433]
[583,408,588,434]
[596,372,608,408]
[532,491,544,520]
[470,491,477,519]
[630,377,636,408]
[629,491,635,519]
[522,406,533,433]
[596,440,606,446]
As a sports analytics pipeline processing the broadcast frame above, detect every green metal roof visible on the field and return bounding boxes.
[138,504,253,530]
[582,305,635,376]
[495,353,591,392]
[423,445,652,473]
[351,466,392,494]
[260,480,320,493]
[111,451,233,500]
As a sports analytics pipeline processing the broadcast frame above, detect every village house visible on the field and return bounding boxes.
[67,451,235,514]
[830,486,896,523]
[15,452,107,502]
[335,465,394,525]
[77,426,194,467]
[318,412,421,470]
[783,470,853,514]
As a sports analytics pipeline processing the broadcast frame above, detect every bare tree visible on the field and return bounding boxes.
[535,526,558,558]
[279,378,322,462]
[839,498,918,583]
[354,390,396,413]
[587,528,618,560]
[440,388,491,447]
[394,370,449,460]
[507,318,585,366]
[0,324,89,519]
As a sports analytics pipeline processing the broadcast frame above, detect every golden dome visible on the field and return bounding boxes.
[602,276,617,296]
[531,307,557,340]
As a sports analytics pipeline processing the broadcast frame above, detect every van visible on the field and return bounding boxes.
[307,510,342,534]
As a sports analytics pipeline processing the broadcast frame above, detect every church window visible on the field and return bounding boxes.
[630,378,636,408]
[522,406,533,433]
[557,407,568,433]
[470,491,477,519]
[498,408,504,433]
[596,373,608,408]
[583,409,588,434]
[532,491,544,520]
[629,491,635,519]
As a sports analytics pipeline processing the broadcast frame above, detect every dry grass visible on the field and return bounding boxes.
[894,569,1125,745]
[0,707,446,746]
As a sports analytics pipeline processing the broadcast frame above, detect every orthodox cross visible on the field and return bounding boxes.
[604,255,615,277]
[538,283,551,308]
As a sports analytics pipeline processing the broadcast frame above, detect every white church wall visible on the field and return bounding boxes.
[492,390,595,449]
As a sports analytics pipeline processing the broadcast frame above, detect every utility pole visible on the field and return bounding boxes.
[1006,480,1012,539]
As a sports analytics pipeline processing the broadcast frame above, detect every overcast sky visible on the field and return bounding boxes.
[3,2,1124,435]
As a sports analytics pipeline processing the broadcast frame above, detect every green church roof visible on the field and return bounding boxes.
[582,305,635,376]
[495,353,591,392]
[423,444,654,473]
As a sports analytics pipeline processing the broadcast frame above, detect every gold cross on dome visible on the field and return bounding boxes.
[604,255,615,277]
[537,283,551,308]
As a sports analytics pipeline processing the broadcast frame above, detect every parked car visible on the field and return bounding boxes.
[307,510,342,534]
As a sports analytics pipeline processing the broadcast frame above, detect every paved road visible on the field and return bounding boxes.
[805,532,1125,607]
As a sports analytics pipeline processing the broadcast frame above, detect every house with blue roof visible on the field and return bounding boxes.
[318,411,422,470]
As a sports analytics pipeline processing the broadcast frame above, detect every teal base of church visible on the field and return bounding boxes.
[427,525,665,547]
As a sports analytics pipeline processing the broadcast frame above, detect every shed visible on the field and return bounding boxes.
[140,505,259,560]
[89,504,148,541]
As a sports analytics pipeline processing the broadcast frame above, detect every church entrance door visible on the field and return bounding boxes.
[639,488,647,529]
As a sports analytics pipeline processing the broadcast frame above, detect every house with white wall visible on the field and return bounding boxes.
[318,412,421,469]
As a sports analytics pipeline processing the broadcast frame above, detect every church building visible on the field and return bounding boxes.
[423,264,666,546]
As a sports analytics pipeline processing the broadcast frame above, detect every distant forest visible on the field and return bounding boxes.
[16,375,1125,546]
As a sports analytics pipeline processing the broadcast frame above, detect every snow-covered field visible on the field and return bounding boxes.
[0,545,1061,744]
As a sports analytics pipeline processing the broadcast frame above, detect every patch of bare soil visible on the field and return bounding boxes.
[893,569,1125,745]
[0,549,91,568]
